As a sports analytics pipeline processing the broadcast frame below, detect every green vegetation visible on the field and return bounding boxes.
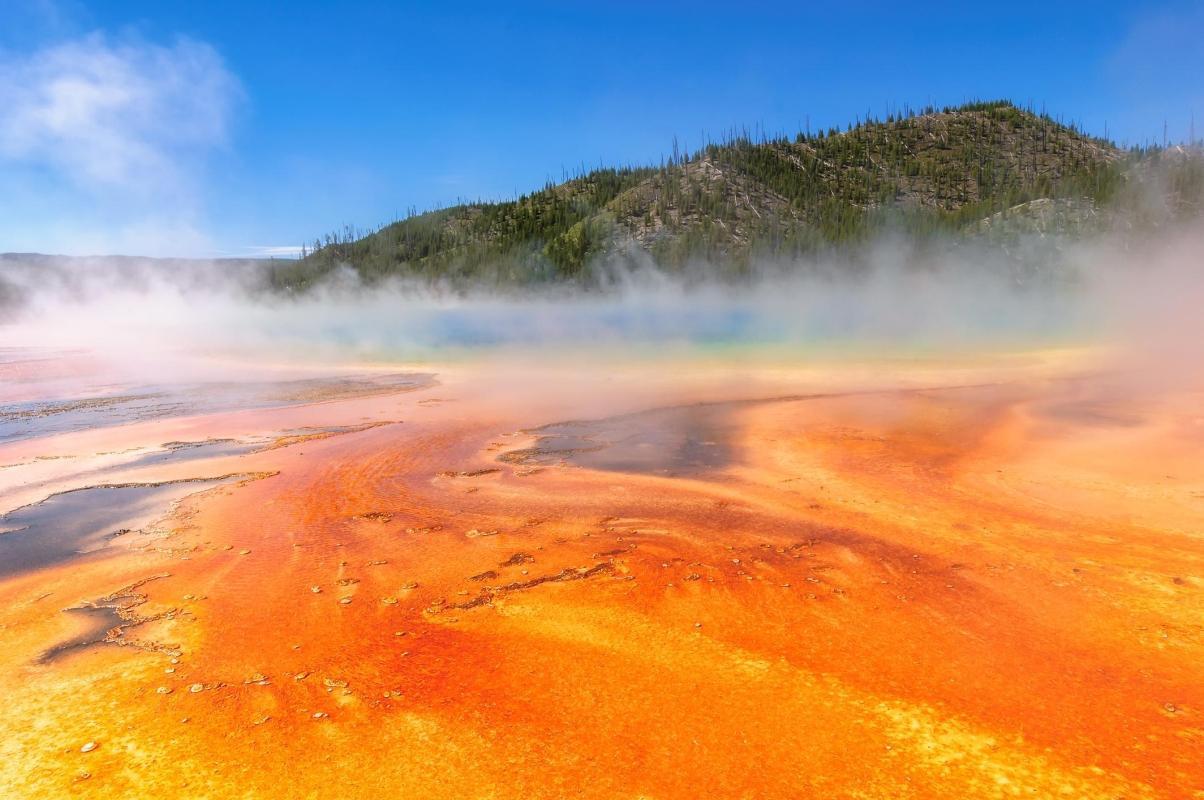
[270,100,1202,290]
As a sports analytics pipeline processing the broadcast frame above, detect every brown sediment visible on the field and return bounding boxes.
[436,467,502,478]
[258,420,399,451]
[260,373,436,404]
[354,511,394,523]
[1,353,1202,799]
[0,394,163,424]
[447,563,617,610]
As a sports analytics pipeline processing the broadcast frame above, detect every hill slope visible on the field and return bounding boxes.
[273,101,1200,289]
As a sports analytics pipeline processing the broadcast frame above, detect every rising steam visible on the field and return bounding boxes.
[1,222,1202,384]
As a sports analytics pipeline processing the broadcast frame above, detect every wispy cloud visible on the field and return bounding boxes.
[0,32,241,255]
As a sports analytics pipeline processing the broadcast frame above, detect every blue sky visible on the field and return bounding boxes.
[1,0,1201,257]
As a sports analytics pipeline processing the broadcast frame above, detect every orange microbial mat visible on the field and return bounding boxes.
[0,350,1201,799]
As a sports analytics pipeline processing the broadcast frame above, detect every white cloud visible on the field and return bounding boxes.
[0,32,241,255]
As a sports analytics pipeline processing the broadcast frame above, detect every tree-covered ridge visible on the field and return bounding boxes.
[272,100,1199,289]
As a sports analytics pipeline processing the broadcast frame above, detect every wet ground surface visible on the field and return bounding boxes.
[37,605,125,664]
[0,477,239,578]
[0,372,433,443]
[118,438,259,469]
[501,401,742,477]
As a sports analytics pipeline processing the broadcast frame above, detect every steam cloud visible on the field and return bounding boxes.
[1,224,1201,387]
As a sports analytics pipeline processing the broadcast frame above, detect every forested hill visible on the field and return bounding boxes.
[272,100,1203,289]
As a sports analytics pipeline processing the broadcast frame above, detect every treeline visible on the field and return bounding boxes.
[269,100,1202,290]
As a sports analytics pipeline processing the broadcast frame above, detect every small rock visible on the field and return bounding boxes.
[381,597,398,605]
[310,586,322,594]
[312,711,328,720]
[338,597,352,605]
[323,678,348,689]
[238,549,251,555]
[188,683,204,694]
[156,686,172,695]
[252,714,271,726]
[294,672,310,681]
[79,742,98,753]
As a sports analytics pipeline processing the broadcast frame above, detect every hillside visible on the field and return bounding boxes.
[272,101,1201,289]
